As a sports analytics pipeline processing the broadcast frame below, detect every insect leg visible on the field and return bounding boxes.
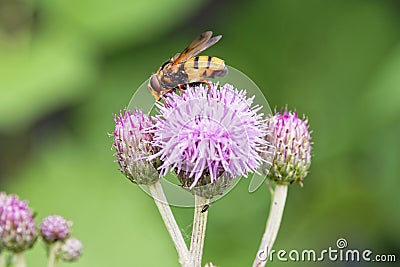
[178,84,186,95]
[160,89,175,107]
[199,80,212,89]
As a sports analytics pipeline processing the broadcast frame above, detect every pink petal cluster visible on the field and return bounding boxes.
[267,109,312,185]
[40,215,70,243]
[56,237,83,262]
[151,83,269,188]
[0,193,37,252]
[113,109,159,184]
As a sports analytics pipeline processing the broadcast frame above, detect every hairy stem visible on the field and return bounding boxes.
[13,253,26,267]
[47,243,58,267]
[190,195,210,267]
[148,182,190,266]
[252,184,288,267]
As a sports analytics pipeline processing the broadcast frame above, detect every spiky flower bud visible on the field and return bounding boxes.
[150,83,269,196]
[40,215,70,243]
[112,109,160,185]
[266,109,312,185]
[0,193,38,252]
[56,237,83,262]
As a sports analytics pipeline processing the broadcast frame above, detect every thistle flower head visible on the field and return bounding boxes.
[0,193,38,252]
[40,215,70,243]
[151,83,269,190]
[113,109,160,185]
[56,237,83,262]
[267,109,312,185]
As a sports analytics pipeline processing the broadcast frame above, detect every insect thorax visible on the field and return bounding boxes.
[158,64,189,89]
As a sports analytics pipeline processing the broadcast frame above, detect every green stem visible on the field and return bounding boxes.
[252,184,288,267]
[148,182,190,266]
[189,195,210,267]
[47,243,58,267]
[13,253,26,267]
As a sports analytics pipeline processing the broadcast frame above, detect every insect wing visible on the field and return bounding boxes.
[172,31,221,65]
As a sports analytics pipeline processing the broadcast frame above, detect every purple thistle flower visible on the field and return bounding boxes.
[112,109,160,185]
[0,193,38,252]
[150,83,269,189]
[267,109,312,185]
[40,215,70,243]
[56,237,83,262]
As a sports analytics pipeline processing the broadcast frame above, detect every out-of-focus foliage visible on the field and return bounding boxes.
[0,0,203,130]
[1,0,399,266]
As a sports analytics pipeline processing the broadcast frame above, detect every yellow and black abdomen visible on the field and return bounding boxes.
[183,56,227,81]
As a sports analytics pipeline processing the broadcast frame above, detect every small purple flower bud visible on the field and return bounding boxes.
[56,237,83,262]
[150,83,269,194]
[112,109,160,185]
[0,193,38,252]
[40,215,70,243]
[266,109,312,185]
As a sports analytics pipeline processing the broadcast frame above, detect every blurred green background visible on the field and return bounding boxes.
[1,0,399,266]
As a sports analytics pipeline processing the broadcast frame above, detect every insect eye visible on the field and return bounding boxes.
[150,75,161,90]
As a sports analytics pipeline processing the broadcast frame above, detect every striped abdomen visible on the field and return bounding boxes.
[183,56,227,81]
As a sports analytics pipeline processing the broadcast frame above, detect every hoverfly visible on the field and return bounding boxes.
[148,31,227,101]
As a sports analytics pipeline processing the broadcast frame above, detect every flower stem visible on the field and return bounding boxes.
[13,253,26,267]
[148,181,190,266]
[47,243,58,267]
[189,195,210,267]
[252,184,288,267]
